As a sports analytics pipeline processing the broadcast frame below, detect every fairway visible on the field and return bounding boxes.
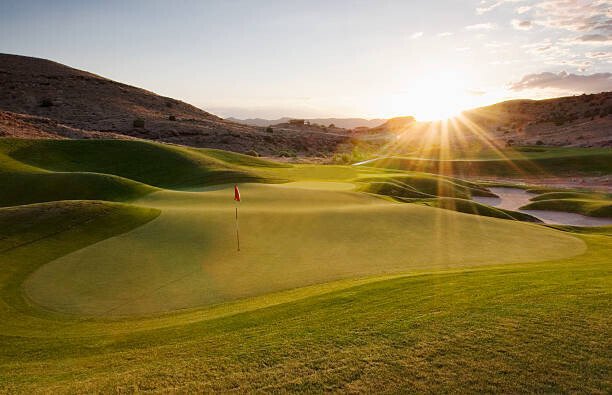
[26,183,585,316]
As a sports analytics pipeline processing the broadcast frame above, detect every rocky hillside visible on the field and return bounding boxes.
[370,94,612,150]
[0,54,349,156]
[463,93,612,147]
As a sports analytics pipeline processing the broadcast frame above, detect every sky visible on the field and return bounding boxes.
[0,0,611,120]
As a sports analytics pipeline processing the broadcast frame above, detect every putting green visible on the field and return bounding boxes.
[25,183,586,316]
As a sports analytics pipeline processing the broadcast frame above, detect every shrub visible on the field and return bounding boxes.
[265,126,273,133]
[246,150,259,157]
[277,149,297,158]
[133,118,145,128]
[536,140,544,145]
[39,99,53,107]
[168,115,176,121]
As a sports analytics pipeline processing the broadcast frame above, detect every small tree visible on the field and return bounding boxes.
[168,115,176,121]
[265,126,273,133]
[133,118,145,128]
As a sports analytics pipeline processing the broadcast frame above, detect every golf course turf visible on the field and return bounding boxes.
[0,138,610,392]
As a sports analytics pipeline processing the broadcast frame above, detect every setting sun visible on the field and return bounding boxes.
[377,71,483,121]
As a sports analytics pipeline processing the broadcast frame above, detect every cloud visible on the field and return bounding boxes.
[410,31,423,39]
[437,32,453,37]
[512,19,533,30]
[465,22,496,30]
[532,0,610,33]
[571,33,612,44]
[476,0,525,15]
[509,71,612,93]
[516,5,532,14]
[585,51,612,61]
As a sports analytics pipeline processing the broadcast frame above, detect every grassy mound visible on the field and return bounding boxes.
[0,200,160,313]
[198,148,289,168]
[0,171,155,207]
[521,198,612,217]
[530,191,612,202]
[415,197,541,222]
[2,139,265,189]
[357,173,495,200]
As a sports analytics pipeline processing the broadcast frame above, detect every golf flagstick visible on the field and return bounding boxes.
[234,184,241,252]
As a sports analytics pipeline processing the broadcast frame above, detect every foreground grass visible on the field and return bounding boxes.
[0,232,609,392]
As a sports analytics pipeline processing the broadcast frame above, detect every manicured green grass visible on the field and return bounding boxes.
[24,183,583,316]
[0,202,608,392]
[0,138,609,392]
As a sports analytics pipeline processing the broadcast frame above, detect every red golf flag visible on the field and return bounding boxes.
[234,184,241,202]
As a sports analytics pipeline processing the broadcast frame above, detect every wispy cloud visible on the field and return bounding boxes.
[465,22,496,30]
[532,0,610,33]
[585,51,612,61]
[410,31,424,39]
[437,32,453,37]
[509,71,612,92]
[476,0,525,15]
[568,33,612,45]
[516,5,532,14]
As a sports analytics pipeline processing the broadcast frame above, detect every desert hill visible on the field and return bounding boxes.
[370,94,612,150]
[0,54,349,156]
